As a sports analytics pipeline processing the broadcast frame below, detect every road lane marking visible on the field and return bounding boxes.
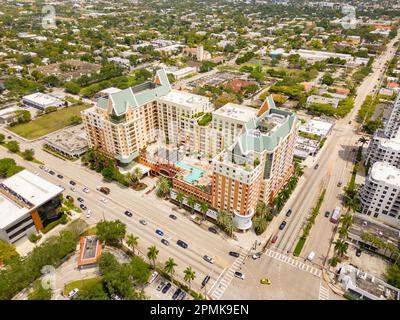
[319,284,329,300]
[265,249,322,278]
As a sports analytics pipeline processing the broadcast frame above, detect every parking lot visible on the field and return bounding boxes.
[187,71,245,88]
[144,275,191,300]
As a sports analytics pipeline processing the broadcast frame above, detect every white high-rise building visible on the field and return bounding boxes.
[385,94,400,139]
[366,130,400,169]
[359,162,400,227]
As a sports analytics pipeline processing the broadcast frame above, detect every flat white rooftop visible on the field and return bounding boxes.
[379,137,400,151]
[158,89,209,109]
[0,195,27,229]
[99,87,122,95]
[2,170,64,207]
[22,93,62,106]
[299,119,334,136]
[370,162,400,186]
[213,103,257,123]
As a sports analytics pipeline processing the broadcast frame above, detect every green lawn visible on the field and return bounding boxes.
[63,277,102,295]
[9,104,89,140]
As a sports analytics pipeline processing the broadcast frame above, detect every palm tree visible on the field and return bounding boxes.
[164,258,177,277]
[253,215,267,235]
[157,177,170,199]
[274,195,284,212]
[294,162,304,177]
[147,245,159,268]
[338,226,349,240]
[256,201,268,217]
[176,192,184,209]
[126,172,137,186]
[200,202,209,220]
[358,137,368,148]
[217,210,230,228]
[341,213,353,229]
[134,167,143,182]
[333,239,348,258]
[183,266,196,291]
[126,234,139,255]
[187,196,196,214]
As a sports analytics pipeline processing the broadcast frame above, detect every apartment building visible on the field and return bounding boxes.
[366,130,400,168]
[0,170,63,243]
[384,93,400,139]
[212,99,297,230]
[211,103,257,155]
[82,69,212,163]
[359,162,400,228]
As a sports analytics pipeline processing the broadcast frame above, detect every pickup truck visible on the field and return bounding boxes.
[96,186,110,195]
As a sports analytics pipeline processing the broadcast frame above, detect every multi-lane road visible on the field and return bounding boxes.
[0,145,242,294]
[1,34,398,300]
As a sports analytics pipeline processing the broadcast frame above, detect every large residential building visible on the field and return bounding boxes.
[0,170,64,243]
[82,69,212,164]
[82,70,298,230]
[212,98,297,229]
[384,93,400,139]
[359,162,400,228]
[366,130,400,169]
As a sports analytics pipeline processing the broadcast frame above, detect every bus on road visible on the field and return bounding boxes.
[330,206,341,224]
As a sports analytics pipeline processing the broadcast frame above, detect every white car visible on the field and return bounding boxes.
[148,271,158,284]
[67,288,79,299]
[70,187,76,192]
[100,198,108,203]
[234,271,245,280]
[83,188,90,193]
[86,209,92,218]
[203,255,214,264]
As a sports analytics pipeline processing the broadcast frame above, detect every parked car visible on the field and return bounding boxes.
[66,195,73,201]
[69,180,76,186]
[229,251,240,258]
[314,164,319,169]
[286,209,292,217]
[208,227,218,234]
[148,271,158,284]
[57,174,63,179]
[68,288,79,299]
[83,187,90,193]
[356,248,362,257]
[234,271,245,280]
[201,275,210,288]
[176,240,188,249]
[80,204,87,210]
[162,283,171,294]
[172,288,182,300]
[70,187,76,192]
[279,221,287,230]
[124,211,133,217]
[156,281,165,291]
[155,229,164,236]
[203,255,214,264]
[337,181,343,187]
[161,239,169,246]
[49,171,55,175]
[325,211,330,218]
[169,214,177,220]
[271,235,278,243]
[178,292,186,300]
[139,219,147,225]
[77,197,84,203]
[39,165,45,170]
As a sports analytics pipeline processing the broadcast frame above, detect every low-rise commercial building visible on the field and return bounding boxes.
[22,93,64,110]
[338,264,400,300]
[45,127,89,158]
[306,95,340,109]
[0,170,64,243]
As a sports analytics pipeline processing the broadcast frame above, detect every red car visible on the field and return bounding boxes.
[271,235,278,243]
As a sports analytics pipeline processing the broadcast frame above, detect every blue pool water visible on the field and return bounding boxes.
[175,161,205,184]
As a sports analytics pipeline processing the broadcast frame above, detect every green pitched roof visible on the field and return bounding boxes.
[96,69,172,116]
[233,106,297,156]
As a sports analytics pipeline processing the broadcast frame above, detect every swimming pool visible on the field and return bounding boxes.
[175,161,205,184]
